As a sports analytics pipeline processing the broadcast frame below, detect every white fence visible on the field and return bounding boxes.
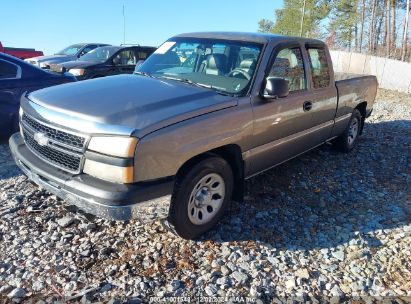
[330,50,411,93]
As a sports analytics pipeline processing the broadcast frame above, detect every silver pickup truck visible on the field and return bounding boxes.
[9,32,378,239]
[25,43,110,69]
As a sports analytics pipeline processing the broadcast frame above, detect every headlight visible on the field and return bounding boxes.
[39,62,49,68]
[88,136,138,157]
[83,159,134,183]
[69,68,85,76]
[83,136,138,183]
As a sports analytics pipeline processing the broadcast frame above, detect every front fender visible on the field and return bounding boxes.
[134,100,253,182]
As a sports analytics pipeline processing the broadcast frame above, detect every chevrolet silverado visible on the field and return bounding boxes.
[9,32,378,239]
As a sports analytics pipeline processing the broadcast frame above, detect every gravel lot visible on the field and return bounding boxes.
[0,89,410,303]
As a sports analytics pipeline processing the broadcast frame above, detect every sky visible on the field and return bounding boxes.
[0,0,283,55]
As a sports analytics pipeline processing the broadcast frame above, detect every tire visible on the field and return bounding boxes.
[167,156,234,240]
[334,109,362,153]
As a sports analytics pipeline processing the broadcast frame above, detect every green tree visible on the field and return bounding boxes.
[258,19,275,33]
[328,0,360,50]
[258,0,330,37]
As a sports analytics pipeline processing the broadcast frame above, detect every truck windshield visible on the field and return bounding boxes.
[79,46,121,63]
[136,38,262,95]
[56,44,85,56]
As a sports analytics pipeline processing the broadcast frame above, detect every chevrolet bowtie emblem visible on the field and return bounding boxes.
[33,132,49,146]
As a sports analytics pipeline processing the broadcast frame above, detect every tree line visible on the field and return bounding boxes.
[258,0,410,61]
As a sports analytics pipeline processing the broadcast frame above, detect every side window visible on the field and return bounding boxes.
[268,47,306,92]
[307,47,330,88]
[115,50,136,65]
[137,51,149,60]
[0,60,19,79]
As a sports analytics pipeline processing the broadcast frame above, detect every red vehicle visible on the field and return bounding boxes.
[0,41,43,60]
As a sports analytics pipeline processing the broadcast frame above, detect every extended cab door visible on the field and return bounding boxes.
[247,43,319,176]
[304,45,338,141]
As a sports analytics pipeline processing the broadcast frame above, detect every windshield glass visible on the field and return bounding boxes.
[79,46,121,63]
[56,44,85,55]
[137,38,262,95]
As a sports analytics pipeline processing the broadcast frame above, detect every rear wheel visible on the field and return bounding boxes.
[167,157,233,239]
[334,109,362,152]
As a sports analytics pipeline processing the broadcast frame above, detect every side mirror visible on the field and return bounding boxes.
[263,77,289,99]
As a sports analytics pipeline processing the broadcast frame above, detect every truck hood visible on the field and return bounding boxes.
[27,74,237,137]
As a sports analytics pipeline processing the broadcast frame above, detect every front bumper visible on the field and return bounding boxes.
[9,133,174,220]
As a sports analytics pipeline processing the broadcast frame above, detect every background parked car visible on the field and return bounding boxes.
[50,45,156,80]
[0,53,76,138]
[24,43,110,69]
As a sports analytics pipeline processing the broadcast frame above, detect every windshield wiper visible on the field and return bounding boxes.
[159,75,200,86]
[134,71,154,78]
[159,76,233,94]
[161,76,215,89]
[214,90,235,96]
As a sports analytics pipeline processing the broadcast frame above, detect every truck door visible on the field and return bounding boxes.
[247,44,319,176]
[304,45,338,141]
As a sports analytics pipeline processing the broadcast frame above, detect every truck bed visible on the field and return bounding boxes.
[335,72,375,81]
[335,73,378,117]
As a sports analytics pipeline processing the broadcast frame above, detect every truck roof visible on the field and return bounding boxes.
[174,32,324,45]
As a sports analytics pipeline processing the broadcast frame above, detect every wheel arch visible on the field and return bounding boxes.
[175,144,245,202]
[355,101,367,134]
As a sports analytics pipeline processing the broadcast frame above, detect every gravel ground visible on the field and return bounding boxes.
[0,89,410,303]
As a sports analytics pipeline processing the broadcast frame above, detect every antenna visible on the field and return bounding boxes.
[123,4,126,44]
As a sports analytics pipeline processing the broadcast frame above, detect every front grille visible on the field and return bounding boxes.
[22,114,85,150]
[21,113,88,174]
[23,130,81,172]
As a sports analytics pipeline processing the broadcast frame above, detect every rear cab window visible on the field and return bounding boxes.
[306,47,330,88]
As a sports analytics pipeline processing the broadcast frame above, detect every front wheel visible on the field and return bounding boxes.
[167,157,234,239]
[334,109,362,153]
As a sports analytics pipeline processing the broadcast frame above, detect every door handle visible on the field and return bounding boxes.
[303,101,313,112]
